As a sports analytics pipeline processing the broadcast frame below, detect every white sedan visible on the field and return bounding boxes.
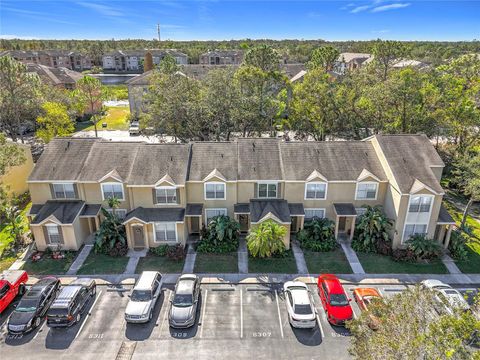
[283,281,317,329]
[420,279,470,315]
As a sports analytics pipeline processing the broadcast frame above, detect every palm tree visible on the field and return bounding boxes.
[247,220,287,258]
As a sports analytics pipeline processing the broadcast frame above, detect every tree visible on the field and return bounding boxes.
[197,215,240,253]
[348,285,480,360]
[0,56,41,142]
[35,102,75,143]
[95,198,127,257]
[73,76,108,137]
[308,46,340,72]
[144,51,153,72]
[296,218,336,252]
[372,40,408,80]
[352,206,392,253]
[1,203,26,248]
[0,133,26,178]
[159,54,179,74]
[243,44,281,73]
[247,220,287,258]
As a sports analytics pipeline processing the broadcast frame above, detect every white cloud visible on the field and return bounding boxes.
[0,34,40,40]
[371,3,411,12]
[372,29,391,34]
[77,2,124,17]
[350,5,370,13]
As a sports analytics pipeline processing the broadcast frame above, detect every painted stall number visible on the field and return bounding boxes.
[88,333,104,339]
[252,332,272,338]
[172,332,188,338]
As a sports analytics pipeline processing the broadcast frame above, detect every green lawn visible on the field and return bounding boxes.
[304,248,353,274]
[357,253,448,274]
[136,255,185,274]
[443,200,480,274]
[194,253,238,273]
[76,106,130,132]
[22,256,74,275]
[77,252,129,275]
[0,203,31,271]
[248,251,298,274]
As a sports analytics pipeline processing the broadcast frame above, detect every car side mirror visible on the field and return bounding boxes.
[194,299,198,304]
[349,299,352,302]
[127,294,131,298]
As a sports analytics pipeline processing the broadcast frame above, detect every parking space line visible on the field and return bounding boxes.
[240,288,243,339]
[200,289,208,338]
[274,290,284,338]
[316,314,324,338]
[33,320,46,340]
[75,290,102,339]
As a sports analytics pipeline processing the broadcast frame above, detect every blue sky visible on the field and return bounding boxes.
[0,0,479,41]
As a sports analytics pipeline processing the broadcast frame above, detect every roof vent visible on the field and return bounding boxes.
[253,166,256,172]
[170,156,173,161]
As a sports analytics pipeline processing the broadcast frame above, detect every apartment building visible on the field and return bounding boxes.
[102,50,188,72]
[199,50,244,65]
[0,50,92,71]
[27,135,455,253]
[26,63,84,90]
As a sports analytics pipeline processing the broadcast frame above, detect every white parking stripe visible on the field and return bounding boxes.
[33,320,46,340]
[158,290,170,334]
[75,290,102,339]
[240,288,243,339]
[275,290,284,338]
[200,289,208,338]
[316,314,324,338]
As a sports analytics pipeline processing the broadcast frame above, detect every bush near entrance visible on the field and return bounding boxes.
[296,217,336,252]
[94,202,128,257]
[352,206,392,254]
[196,215,239,253]
[247,220,287,258]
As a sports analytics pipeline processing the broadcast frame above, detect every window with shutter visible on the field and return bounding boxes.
[155,187,177,204]
[101,182,124,200]
[52,183,77,199]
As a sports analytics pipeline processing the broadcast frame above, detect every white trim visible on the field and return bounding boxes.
[153,221,178,243]
[205,208,228,223]
[123,216,147,225]
[51,182,77,199]
[355,181,378,201]
[407,194,434,215]
[126,184,185,188]
[401,223,428,243]
[257,181,278,199]
[357,169,381,183]
[154,173,176,187]
[204,182,226,200]
[105,208,127,219]
[101,182,125,201]
[304,208,326,220]
[304,182,328,200]
[203,168,227,182]
[98,170,123,183]
[306,170,328,183]
[45,223,61,245]
[154,186,178,205]
[251,212,291,225]
[410,179,442,195]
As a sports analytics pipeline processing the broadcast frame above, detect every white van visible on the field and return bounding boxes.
[125,271,162,323]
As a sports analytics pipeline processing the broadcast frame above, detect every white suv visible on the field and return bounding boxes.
[125,271,162,323]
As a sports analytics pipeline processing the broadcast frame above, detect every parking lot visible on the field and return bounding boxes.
[0,282,478,360]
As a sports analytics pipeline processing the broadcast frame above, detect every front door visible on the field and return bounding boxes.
[239,214,249,233]
[338,217,347,232]
[132,225,145,249]
[291,216,298,233]
[190,217,200,234]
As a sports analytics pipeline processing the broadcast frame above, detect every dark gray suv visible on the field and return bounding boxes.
[169,274,200,328]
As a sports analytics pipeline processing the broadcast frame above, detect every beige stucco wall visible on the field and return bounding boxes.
[31,220,82,251]
[29,183,53,204]
[83,179,132,210]
[1,143,33,198]
[237,182,255,203]
[125,221,186,249]
[129,186,186,208]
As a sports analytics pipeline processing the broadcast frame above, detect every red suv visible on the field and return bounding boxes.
[317,274,353,326]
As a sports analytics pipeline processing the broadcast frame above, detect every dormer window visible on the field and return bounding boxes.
[356,182,378,200]
[101,182,124,201]
[204,182,225,200]
[52,183,76,199]
[305,182,327,199]
[258,182,278,198]
[155,187,177,204]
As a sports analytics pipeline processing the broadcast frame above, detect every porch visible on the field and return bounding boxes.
[333,203,357,241]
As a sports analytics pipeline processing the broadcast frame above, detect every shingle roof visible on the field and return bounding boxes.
[338,53,372,63]
[375,134,444,194]
[333,203,357,216]
[188,142,238,181]
[288,203,305,216]
[437,204,455,224]
[185,204,203,216]
[123,207,185,223]
[234,203,250,213]
[31,201,85,224]
[250,199,291,223]
[80,204,102,217]
[280,141,387,181]
[238,138,283,180]
[26,64,83,86]
[29,204,44,215]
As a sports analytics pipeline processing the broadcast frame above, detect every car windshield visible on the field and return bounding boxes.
[329,294,349,306]
[16,299,39,312]
[0,284,9,298]
[173,294,193,307]
[131,290,152,302]
[294,304,312,315]
[444,290,459,296]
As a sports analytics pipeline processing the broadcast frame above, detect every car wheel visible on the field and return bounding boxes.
[91,286,96,296]
[76,313,81,324]
[149,311,153,321]
[19,284,26,295]
[34,317,41,328]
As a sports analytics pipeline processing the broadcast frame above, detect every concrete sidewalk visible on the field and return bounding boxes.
[182,245,196,273]
[291,241,308,274]
[66,244,94,275]
[238,237,248,273]
[339,241,365,274]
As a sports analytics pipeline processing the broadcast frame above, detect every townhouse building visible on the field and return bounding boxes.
[0,50,92,71]
[102,50,188,72]
[199,50,244,65]
[27,135,455,253]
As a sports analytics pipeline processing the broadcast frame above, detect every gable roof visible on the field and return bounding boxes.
[31,201,85,225]
[250,199,291,223]
[188,142,238,181]
[374,134,444,194]
[238,138,283,180]
[26,64,83,86]
[279,141,387,182]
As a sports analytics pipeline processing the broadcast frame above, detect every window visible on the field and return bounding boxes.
[403,224,428,241]
[355,208,367,217]
[155,187,177,204]
[305,183,327,199]
[46,224,61,244]
[105,208,127,220]
[304,209,325,221]
[52,183,76,199]
[258,183,277,198]
[409,196,432,213]
[205,208,227,223]
[101,183,124,200]
[356,182,378,200]
[204,182,225,200]
[154,222,177,242]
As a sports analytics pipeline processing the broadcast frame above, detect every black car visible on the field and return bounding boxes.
[46,278,96,328]
[7,277,61,334]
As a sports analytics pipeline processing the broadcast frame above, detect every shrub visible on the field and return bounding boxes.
[297,218,336,252]
[247,220,287,258]
[352,206,392,253]
[196,215,240,253]
[150,244,169,257]
[448,230,469,260]
[392,248,416,262]
[166,244,186,261]
[406,234,443,260]
[94,207,128,257]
